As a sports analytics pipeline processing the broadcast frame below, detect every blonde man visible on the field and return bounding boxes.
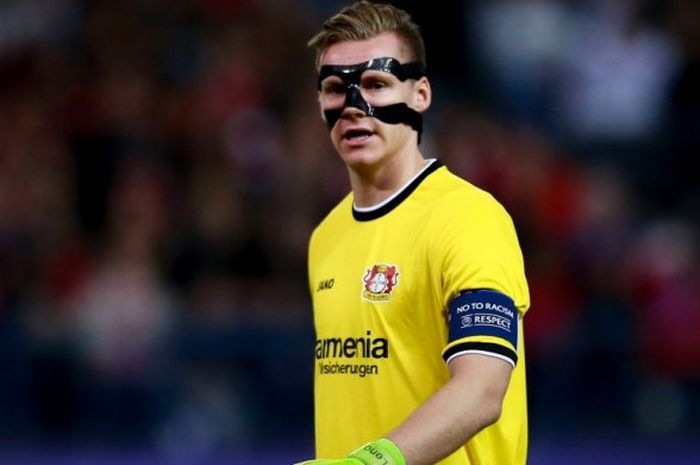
[299,2,530,465]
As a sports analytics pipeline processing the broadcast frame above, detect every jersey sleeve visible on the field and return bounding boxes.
[431,189,530,366]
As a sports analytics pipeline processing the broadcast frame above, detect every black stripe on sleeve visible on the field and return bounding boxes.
[443,341,518,366]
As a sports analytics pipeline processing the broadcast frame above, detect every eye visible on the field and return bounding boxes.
[363,78,387,90]
[321,80,346,95]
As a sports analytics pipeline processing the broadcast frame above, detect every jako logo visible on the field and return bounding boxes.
[317,279,334,291]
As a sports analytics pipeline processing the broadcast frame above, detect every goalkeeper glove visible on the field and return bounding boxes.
[296,438,406,465]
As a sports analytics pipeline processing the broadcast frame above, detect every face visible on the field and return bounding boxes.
[318,32,431,169]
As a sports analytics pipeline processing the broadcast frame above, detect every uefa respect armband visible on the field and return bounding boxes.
[442,289,519,367]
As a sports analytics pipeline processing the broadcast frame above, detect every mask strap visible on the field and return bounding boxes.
[317,57,426,89]
[318,57,427,143]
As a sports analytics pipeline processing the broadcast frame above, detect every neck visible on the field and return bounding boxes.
[349,151,427,208]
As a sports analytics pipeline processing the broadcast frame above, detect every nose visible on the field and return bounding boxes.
[344,84,373,116]
[341,105,367,120]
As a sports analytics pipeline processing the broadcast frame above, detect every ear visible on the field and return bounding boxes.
[413,76,432,113]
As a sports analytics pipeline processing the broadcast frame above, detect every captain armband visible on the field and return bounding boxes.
[443,289,519,367]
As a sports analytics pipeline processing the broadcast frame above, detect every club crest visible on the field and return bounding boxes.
[362,264,399,302]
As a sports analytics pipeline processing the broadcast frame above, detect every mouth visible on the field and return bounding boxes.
[342,128,375,142]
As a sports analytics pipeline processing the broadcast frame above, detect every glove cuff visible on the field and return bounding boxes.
[349,438,406,465]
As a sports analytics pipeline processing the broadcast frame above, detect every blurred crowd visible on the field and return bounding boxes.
[0,0,699,455]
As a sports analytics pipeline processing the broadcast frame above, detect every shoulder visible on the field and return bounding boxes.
[426,166,512,224]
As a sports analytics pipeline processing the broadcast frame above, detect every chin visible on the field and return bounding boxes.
[338,148,383,169]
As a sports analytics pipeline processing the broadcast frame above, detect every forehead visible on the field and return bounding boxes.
[320,31,408,67]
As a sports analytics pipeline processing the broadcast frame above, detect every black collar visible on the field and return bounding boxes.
[352,160,442,221]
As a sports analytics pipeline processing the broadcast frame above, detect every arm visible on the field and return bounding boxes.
[387,353,513,465]
[295,354,512,465]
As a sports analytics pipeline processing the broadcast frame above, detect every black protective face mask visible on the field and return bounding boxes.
[318,57,427,142]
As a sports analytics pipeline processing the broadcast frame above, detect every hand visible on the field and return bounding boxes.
[295,439,405,465]
[295,459,363,465]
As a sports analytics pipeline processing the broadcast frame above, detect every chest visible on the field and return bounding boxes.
[311,218,440,333]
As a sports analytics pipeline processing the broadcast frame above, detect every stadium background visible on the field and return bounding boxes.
[0,0,698,463]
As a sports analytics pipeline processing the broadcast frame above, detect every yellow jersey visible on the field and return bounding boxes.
[308,160,530,465]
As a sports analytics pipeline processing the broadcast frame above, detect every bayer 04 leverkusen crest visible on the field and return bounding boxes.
[362,264,399,302]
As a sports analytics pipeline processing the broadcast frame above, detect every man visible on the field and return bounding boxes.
[298,2,530,465]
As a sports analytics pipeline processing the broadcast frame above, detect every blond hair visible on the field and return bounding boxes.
[307,1,426,68]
